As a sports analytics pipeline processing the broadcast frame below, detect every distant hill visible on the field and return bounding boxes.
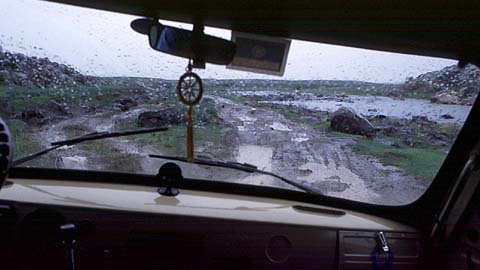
[403,64,480,105]
[1,47,478,106]
[0,46,93,88]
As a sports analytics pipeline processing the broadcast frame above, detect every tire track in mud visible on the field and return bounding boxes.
[213,96,426,205]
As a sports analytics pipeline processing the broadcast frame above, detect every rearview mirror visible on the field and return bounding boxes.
[131,18,236,66]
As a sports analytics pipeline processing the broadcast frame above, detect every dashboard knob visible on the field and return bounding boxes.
[265,235,292,264]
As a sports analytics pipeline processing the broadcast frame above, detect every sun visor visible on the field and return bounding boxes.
[227,32,291,76]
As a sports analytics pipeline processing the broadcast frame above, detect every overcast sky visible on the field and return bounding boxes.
[0,0,457,83]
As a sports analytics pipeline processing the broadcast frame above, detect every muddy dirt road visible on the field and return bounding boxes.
[37,107,247,182]
[32,95,427,205]
[213,96,426,205]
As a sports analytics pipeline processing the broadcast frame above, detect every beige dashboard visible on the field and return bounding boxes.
[0,178,415,232]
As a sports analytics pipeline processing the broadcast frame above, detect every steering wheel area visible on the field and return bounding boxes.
[176,71,203,106]
[0,117,13,189]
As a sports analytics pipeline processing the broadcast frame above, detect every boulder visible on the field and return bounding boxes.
[113,98,138,112]
[0,70,10,83]
[48,100,71,116]
[16,109,47,125]
[137,108,183,127]
[330,107,375,137]
[10,71,29,85]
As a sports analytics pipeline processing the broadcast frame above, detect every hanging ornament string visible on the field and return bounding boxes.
[176,60,204,162]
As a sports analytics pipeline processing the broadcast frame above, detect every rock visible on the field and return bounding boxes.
[367,113,461,149]
[411,115,433,124]
[16,109,46,125]
[48,100,71,116]
[137,108,183,127]
[390,142,401,148]
[330,107,375,137]
[441,114,454,119]
[0,70,10,83]
[80,105,97,113]
[430,91,461,105]
[374,125,395,134]
[113,98,138,112]
[10,71,29,85]
[386,88,406,98]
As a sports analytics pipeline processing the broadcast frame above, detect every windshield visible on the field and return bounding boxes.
[1,0,477,205]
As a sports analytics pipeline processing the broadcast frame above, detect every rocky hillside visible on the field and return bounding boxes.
[0,46,92,88]
[404,64,480,105]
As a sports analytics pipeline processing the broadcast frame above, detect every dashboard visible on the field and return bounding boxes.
[0,178,421,269]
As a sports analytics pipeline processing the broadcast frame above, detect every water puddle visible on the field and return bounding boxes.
[293,133,309,143]
[266,122,292,131]
[259,95,471,123]
[298,162,379,202]
[238,115,256,123]
[235,144,278,187]
[61,156,87,169]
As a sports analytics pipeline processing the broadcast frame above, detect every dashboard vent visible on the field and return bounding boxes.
[292,205,345,216]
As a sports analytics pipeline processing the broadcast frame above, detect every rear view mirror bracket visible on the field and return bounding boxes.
[131,17,235,66]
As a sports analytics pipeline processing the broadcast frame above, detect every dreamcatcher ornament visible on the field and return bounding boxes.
[176,61,204,162]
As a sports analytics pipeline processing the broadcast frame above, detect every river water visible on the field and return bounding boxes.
[235,91,473,123]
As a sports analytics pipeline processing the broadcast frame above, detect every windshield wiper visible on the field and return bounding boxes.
[12,127,168,167]
[148,154,316,193]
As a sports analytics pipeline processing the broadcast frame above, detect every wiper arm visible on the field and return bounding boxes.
[148,154,316,194]
[13,127,168,167]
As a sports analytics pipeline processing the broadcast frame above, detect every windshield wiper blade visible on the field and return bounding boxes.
[13,127,168,167]
[148,154,316,194]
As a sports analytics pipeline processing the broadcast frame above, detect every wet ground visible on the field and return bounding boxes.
[212,96,425,205]
[31,91,464,206]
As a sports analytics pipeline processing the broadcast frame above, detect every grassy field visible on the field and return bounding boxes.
[0,84,151,116]
[207,79,434,99]
[352,139,447,183]
[4,119,58,167]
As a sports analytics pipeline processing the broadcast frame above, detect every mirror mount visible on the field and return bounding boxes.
[191,23,206,69]
[131,18,235,66]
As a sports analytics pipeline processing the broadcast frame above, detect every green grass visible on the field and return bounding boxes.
[0,84,151,116]
[6,119,43,158]
[82,140,142,172]
[113,98,227,156]
[208,79,434,99]
[352,138,447,183]
[120,124,224,156]
[4,119,58,167]
[61,124,143,172]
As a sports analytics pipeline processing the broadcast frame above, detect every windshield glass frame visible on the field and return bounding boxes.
[1,0,473,208]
